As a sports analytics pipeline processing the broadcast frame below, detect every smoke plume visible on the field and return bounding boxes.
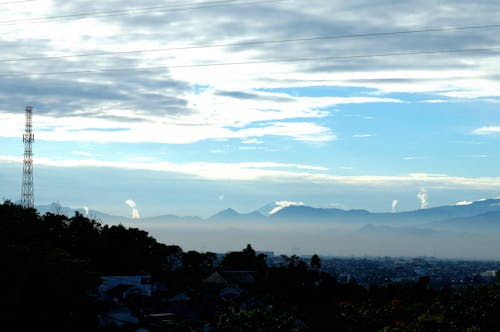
[125,199,140,219]
[391,200,398,213]
[83,206,89,217]
[417,189,428,209]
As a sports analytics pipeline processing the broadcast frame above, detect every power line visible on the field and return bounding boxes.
[0,0,288,25]
[0,0,274,24]
[1,46,499,79]
[2,23,500,63]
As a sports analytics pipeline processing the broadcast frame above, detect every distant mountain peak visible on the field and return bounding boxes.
[209,208,265,222]
[259,201,305,216]
[220,208,238,214]
[209,208,239,220]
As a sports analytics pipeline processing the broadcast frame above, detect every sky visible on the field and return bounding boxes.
[1,0,500,219]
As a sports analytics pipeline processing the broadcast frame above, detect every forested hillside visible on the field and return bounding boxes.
[1,201,500,331]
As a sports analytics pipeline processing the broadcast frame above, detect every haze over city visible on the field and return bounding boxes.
[1,0,500,258]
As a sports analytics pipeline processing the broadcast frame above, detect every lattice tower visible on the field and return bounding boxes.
[21,106,34,208]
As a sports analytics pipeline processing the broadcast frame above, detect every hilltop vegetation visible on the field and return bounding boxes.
[1,201,500,331]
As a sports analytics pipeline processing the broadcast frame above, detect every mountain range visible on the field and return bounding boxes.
[34,198,500,233]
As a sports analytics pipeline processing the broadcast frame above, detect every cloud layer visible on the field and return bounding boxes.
[2,0,500,145]
[2,155,500,191]
[2,1,500,216]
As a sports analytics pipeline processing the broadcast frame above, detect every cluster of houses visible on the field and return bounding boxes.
[97,270,266,331]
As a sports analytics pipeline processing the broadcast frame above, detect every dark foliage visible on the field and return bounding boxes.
[1,201,500,331]
[0,202,100,331]
[219,244,267,272]
[0,201,179,331]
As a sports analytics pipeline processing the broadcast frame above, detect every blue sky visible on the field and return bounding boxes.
[1,0,500,218]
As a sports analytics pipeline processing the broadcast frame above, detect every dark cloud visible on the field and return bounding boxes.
[0,55,195,119]
[214,90,293,102]
[215,91,258,99]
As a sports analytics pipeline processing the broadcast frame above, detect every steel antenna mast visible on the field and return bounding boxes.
[21,106,34,208]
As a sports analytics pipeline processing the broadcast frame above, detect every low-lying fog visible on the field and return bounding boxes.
[120,221,500,260]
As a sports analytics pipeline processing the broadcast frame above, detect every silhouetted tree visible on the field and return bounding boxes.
[310,254,321,269]
[180,250,217,285]
[219,244,267,272]
[0,201,100,331]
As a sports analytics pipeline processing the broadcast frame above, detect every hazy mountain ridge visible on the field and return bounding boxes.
[182,198,500,234]
[208,208,266,222]
[35,198,500,232]
[268,205,372,223]
[35,203,124,222]
[430,211,500,230]
[142,214,203,223]
[31,200,500,258]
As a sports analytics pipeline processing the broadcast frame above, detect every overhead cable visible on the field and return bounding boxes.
[1,46,499,79]
[0,0,288,25]
[2,23,500,63]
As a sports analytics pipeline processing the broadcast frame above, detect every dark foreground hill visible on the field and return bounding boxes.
[2,201,500,331]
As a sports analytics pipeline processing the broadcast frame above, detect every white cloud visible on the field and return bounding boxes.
[71,150,93,157]
[0,106,341,144]
[2,155,500,189]
[241,138,263,144]
[472,126,500,136]
[239,146,259,151]
[352,134,373,138]
[238,122,336,142]
[458,154,488,159]
[421,99,448,104]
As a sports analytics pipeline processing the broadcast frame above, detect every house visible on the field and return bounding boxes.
[99,275,152,301]
[98,275,153,329]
